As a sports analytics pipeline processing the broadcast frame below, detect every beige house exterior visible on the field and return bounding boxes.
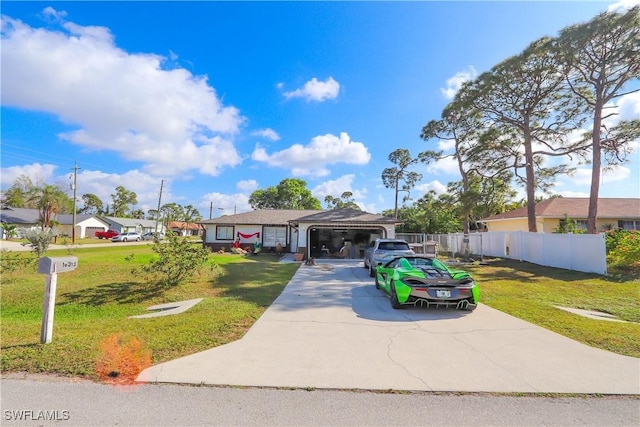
[481,198,640,233]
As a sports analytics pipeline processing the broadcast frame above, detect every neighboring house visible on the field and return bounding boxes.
[98,216,165,236]
[481,198,640,233]
[199,208,403,258]
[0,207,110,239]
[57,213,111,239]
[167,221,202,237]
[0,207,40,238]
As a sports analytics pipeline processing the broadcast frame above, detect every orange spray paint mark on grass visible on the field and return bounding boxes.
[96,334,152,386]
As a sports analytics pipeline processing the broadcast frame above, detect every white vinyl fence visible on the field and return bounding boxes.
[414,232,607,275]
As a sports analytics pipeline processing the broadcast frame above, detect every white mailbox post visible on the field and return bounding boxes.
[37,256,78,344]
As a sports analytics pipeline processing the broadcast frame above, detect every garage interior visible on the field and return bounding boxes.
[307,227,386,259]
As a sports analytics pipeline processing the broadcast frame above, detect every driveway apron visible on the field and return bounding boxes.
[138,260,640,394]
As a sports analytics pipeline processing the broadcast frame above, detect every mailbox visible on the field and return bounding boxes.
[38,256,79,274]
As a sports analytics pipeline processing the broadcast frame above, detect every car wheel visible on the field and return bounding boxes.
[369,264,375,277]
[390,281,403,310]
[135,238,140,241]
[374,273,381,289]
[122,238,127,242]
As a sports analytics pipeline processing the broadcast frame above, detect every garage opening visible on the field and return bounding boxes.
[308,226,386,259]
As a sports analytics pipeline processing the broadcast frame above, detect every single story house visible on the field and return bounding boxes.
[97,216,165,236]
[199,208,403,259]
[167,221,202,237]
[481,198,640,233]
[0,207,110,239]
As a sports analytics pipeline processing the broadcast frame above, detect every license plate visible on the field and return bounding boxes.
[436,290,451,298]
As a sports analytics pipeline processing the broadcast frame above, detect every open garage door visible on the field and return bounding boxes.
[307,226,387,259]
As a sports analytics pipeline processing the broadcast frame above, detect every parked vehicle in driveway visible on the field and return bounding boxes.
[112,232,141,242]
[375,255,479,311]
[363,238,414,277]
[95,229,120,239]
[141,231,165,241]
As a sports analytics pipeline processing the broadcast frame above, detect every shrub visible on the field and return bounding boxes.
[606,230,640,270]
[21,228,54,257]
[0,250,37,275]
[140,232,214,288]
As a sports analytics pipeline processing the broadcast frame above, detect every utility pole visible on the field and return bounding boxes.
[71,162,80,243]
[209,202,223,219]
[154,180,164,233]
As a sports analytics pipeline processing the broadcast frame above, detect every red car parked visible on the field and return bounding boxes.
[95,229,120,239]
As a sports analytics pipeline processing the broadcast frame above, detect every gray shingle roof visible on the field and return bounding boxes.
[199,210,323,226]
[482,198,640,221]
[0,208,100,225]
[294,208,401,224]
[101,216,159,228]
[199,209,401,225]
[0,207,41,224]
[0,207,109,225]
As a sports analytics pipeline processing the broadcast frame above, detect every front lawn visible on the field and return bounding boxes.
[1,247,638,382]
[0,245,298,379]
[464,259,640,358]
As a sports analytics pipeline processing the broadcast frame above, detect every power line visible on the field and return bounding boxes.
[0,143,138,176]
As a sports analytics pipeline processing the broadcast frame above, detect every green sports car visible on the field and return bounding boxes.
[375,255,479,311]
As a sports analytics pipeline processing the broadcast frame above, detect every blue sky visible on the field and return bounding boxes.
[2,1,639,218]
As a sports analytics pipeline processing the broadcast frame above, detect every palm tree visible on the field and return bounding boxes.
[27,184,71,230]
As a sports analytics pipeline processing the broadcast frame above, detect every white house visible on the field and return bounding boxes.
[199,208,403,259]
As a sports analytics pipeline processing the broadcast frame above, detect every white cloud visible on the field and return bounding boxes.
[76,169,167,213]
[251,132,371,177]
[607,0,640,12]
[237,179,258,192]
[440,66,477,100]
[42,6,67,21]
[414,180,448,197]
[426,156,460,176]
[199,192,250,215]
[0,163,58,188]
[438,139,457,151]
[0,165,175,214]
[1,10,244,178]
[251,128,281,141]
[311,174,367,206]
[607,91,640,125]
[569,165,632,186]
[282,77,340,102]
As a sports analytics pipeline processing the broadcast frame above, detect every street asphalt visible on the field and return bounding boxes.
[138,259,640,395]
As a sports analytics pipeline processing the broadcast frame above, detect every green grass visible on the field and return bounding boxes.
[1,245,298,379]
[1,248,638,381]
[463,258,640,358]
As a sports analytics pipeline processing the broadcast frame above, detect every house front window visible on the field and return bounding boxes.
[575,220,588,230]
[263,226,287,247]
[216,226,234,240]
[618,220,638,231]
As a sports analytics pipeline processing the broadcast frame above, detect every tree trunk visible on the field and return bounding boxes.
[524,129,537,233]
[587,100,604,234]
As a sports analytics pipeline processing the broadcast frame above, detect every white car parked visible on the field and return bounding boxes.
[111,232,141,242]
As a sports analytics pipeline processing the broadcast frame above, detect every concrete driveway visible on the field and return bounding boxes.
[138,260,639,394]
